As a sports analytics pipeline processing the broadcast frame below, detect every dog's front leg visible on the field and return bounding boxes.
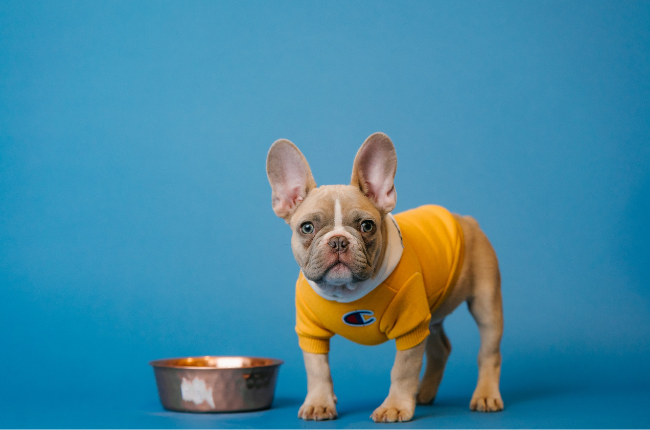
[371,341,426,423]
[298,351,338,420]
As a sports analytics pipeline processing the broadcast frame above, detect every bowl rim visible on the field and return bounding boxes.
[148,355,284,370]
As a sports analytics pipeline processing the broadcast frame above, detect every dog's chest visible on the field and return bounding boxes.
[297,272,402,345]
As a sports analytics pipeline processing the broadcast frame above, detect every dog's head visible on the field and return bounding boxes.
[266,133,397,294]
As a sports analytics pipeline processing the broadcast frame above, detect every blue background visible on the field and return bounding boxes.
[1,1,649,428]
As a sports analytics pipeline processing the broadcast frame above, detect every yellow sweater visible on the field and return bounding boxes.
[295,205,465,353]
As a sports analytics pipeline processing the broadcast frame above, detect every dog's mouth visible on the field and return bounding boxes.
[302,239,373,287]
[327,262,351,275]
[322,261,354,286]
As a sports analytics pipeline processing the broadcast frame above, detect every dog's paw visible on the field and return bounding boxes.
[298,395,337,421]
[370,402,415,423]
[469,387,504,412]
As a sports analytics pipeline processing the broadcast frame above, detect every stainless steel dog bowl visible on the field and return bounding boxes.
[150,356,283,413]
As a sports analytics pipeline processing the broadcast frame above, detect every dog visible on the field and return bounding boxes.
[266,132,504,423]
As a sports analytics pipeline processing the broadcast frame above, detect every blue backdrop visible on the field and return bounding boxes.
[1,1,649,428]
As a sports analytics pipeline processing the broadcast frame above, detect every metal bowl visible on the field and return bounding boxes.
[150,356,283,413]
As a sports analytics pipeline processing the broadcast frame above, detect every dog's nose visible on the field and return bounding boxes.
[328,236,349,252]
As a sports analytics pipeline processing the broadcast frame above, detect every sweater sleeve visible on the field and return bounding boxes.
[295,284,334,354]
[379,272,431,350]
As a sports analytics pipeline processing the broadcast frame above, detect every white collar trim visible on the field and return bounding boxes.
[303,213,404,303]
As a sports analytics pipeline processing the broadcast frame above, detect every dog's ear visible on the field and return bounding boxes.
[266,139,317,221]
[351,132,397,214]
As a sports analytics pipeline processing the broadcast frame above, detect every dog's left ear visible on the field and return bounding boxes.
[351,132,397,214]
[267,139,317,221]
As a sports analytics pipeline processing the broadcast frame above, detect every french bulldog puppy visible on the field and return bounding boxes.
[266,133,504,423]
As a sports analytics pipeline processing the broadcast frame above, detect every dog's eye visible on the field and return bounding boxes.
[360,220,374,233]
[300,222,314,235]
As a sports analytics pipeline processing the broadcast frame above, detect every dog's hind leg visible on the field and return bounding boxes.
[466,226,504,412]
[468,291,504,411]
[416,322,451,404]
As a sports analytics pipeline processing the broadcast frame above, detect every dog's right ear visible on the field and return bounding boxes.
[351,132,397,214]
[266,139,317,221]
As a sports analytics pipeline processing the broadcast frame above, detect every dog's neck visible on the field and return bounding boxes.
[303,213,404,303]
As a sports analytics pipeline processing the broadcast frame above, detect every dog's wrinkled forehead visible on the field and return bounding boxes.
[290,185,381,228]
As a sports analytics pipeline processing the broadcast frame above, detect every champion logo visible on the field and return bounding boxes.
[342,310,376,326]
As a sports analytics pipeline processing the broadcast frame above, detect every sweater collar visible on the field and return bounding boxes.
[303,213,404,303]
